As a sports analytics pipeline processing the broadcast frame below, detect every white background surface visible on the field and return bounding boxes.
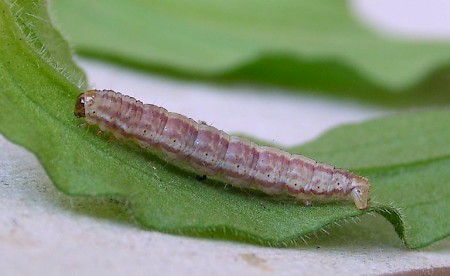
[1,1,450,275]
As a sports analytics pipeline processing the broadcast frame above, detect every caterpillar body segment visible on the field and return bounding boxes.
[74,89,370,209]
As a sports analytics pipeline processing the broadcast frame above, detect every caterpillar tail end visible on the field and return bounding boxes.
[350,176,370,210]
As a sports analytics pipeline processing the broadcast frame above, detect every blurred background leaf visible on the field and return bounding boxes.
[50,0,450,106]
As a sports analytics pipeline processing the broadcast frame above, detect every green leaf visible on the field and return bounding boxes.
[1,0,449,249]
[293,112,450,247]
[49,0,450,106]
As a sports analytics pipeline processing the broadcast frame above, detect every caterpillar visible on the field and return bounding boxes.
[74,89,370,210]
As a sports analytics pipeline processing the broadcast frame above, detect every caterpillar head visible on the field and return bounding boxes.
[74,90,98,118]
[350,175,371,210]
[74,93,86,117]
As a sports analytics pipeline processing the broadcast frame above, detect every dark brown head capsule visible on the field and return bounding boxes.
[74,93,86,117]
